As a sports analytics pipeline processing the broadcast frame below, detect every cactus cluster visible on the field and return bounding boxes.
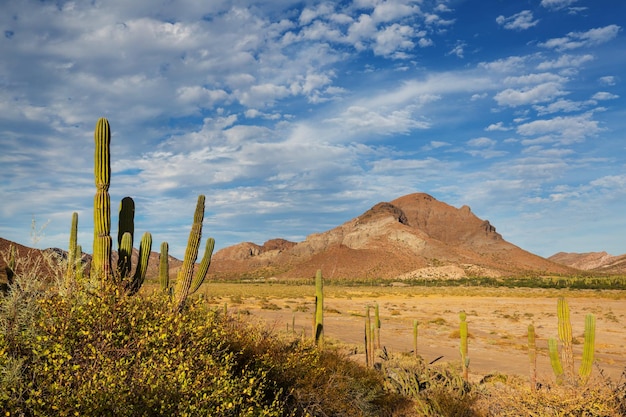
[548,297,596,385]
[83,118,212,299]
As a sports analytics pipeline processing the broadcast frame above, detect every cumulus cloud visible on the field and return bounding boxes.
[516,112,602,143]
[539,25,621,51]
[496,11,539,31]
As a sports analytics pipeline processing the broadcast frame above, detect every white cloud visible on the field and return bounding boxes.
[504,72,566,85]
[536,53,594,70]
[479,56,528,73]
[516,112,602,143]
[598,76,617,86]
[496,11,539,31]
[540,0,579,10]
[591,91,619,100]
[540,25,621,51]
[468,137,496,147]
[494,82,567,107]
[533,98,590,115]
[485,122,510,131]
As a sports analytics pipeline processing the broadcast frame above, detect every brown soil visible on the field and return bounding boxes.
[224,289,626,383]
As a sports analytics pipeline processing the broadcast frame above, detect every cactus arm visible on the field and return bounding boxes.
[75,244,83,280]
[159,242,169,293]
[557,297,574,380]
[127,232,152,295]
[189,237,215,295]
[66,212,78,280]
[548,337,564,384]
[314,269,324,347]
[117,232,133,281]
[91,117,112,280]
[578,314,596,383]
[174,195,205,312]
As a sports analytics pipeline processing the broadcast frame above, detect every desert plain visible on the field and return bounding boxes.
[201,283,626,383]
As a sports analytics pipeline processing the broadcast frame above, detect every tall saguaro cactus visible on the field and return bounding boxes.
[91,117,112,281]
[174,195,215,312]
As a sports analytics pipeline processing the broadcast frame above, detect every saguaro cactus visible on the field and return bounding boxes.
[528,324,537,390]
[374,303,381,349]
[159,242,170,293]
[578,314,596,384]
[413,320,419,358]
[314,269,324,346]
[174,195,215,312]
[459,311,469,381]
[91,117,112,281]
[365,306,373,367]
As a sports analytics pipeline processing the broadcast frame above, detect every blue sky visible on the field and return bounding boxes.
[1,0,624,259]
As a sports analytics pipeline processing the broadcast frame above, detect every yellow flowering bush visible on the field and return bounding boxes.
[0,273,401,416]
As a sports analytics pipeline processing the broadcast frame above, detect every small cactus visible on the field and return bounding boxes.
[459,311,469,380]
[528,324,537,390]
[314,269,324,346]
[413,320,419,358]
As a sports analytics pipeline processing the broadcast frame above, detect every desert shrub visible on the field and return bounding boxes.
[380,354,478,417]
[0,266,404,416]
[474,374,624,416]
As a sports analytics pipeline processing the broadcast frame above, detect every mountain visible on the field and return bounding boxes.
[210,193,577,279]
[548,251,626,274]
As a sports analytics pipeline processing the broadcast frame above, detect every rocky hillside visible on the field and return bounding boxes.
[549,251,626,274]
[210,193,577,279]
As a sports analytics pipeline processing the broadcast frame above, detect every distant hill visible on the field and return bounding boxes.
[0,236,182,284]
[548,251,626,275]
[210,193,578,279]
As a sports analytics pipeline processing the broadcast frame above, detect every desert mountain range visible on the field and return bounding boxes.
[2,193,624,281]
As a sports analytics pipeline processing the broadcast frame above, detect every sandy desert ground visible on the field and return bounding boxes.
[202,284,626,383]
